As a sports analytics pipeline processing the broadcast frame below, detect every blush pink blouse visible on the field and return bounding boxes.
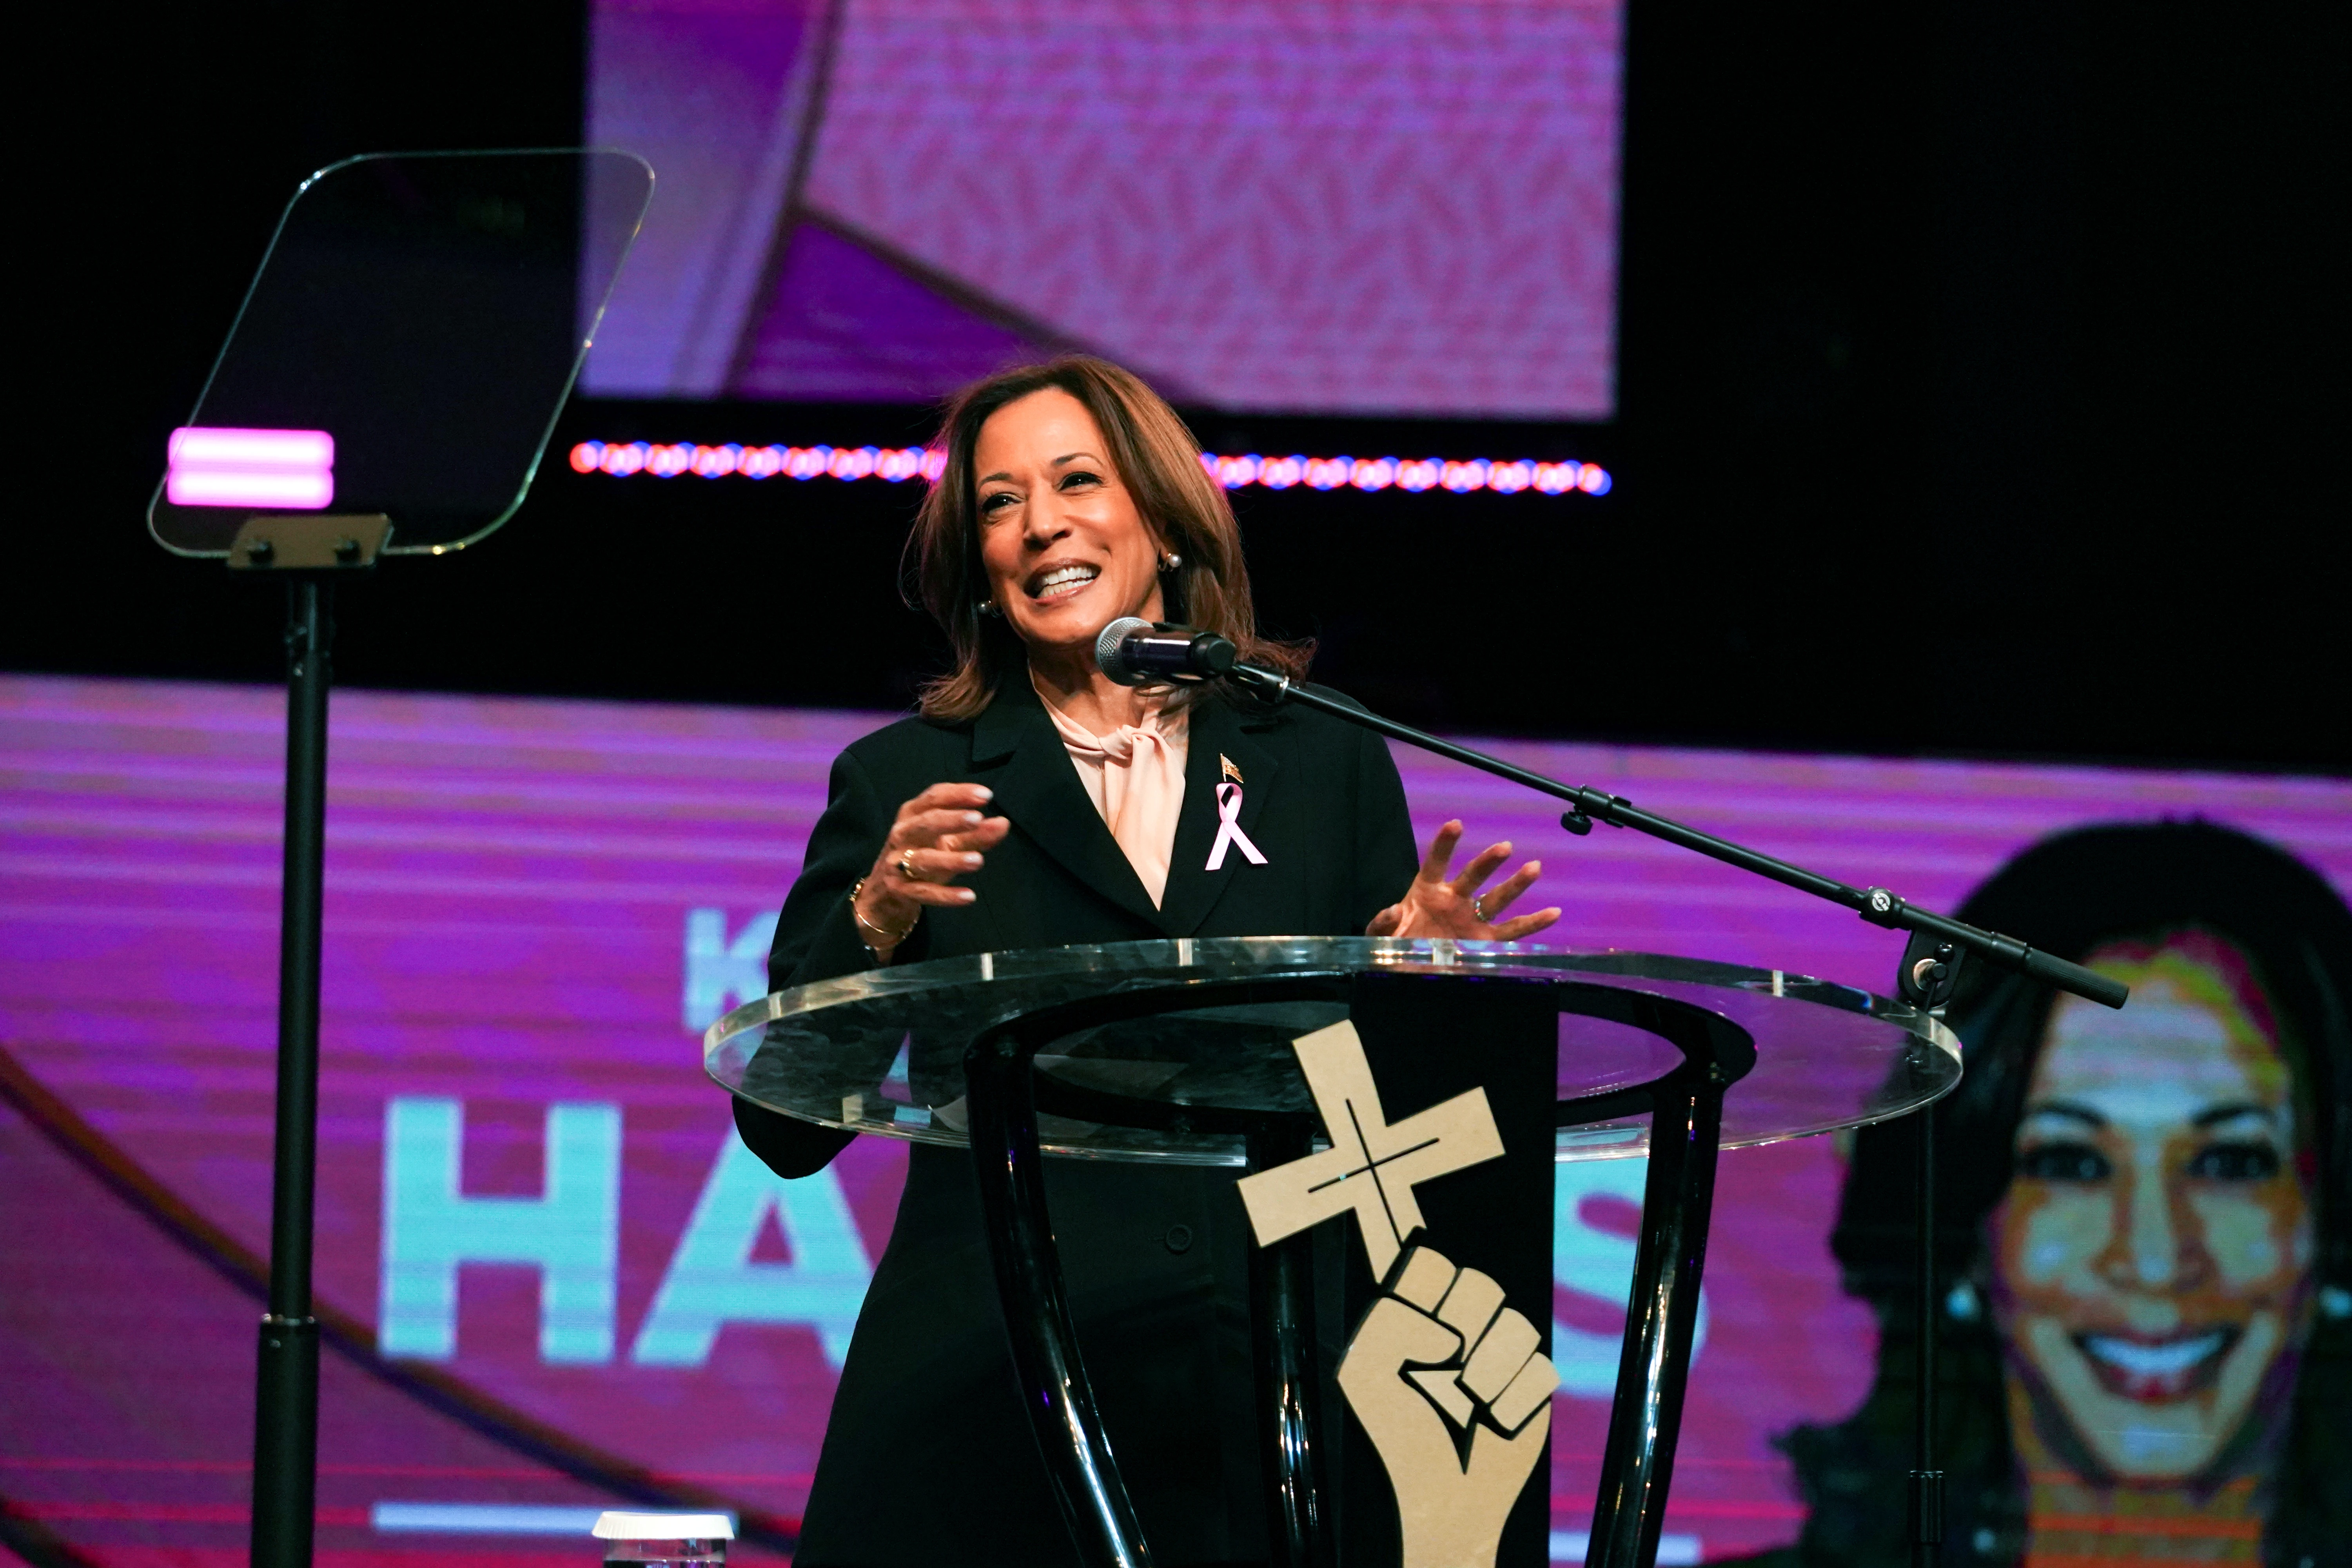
[1036,679,1190,908]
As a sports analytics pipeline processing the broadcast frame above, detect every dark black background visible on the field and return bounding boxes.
[13,0,2345,768]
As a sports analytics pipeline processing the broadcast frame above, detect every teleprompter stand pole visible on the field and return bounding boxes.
[253,573,330,1568]
[230,514,390,1568]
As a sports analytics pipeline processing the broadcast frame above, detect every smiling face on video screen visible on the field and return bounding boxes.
[973,387,1169,670]
[1988,931,2316,1483]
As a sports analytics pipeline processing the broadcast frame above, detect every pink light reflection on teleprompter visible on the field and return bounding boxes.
[167,427,335,510]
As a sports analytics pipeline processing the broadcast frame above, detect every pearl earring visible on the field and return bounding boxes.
[977,599,1002,618]
[1161,552,1182,572]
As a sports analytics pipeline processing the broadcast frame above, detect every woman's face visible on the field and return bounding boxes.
[1987,942,2313,1481]
[972,388,1166,664]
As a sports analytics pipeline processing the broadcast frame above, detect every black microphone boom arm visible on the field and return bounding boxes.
[1224,661,2127,1010]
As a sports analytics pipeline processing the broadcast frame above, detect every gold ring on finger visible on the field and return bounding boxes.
[898,848,924,884]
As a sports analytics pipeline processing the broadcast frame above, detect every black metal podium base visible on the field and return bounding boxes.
[960,964,1756,1568]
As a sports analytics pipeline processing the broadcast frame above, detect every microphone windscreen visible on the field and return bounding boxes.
[1095,617,1154,686]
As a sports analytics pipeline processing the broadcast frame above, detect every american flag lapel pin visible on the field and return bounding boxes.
[1221,753,1243,784]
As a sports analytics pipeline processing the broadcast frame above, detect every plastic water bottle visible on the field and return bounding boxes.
[591,1512,733,1568]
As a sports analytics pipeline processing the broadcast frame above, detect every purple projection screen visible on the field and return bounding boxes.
[4,674,2347,1565]
[583,0,1624,416]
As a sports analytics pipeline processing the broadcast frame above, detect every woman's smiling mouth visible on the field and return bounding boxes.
[1028,562,1101,602]
[2073,1327,2238,1401]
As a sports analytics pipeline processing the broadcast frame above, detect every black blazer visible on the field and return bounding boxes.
[735,677,1415,1568]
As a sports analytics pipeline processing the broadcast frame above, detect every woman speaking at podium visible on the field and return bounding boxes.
[736,356,1558,1567]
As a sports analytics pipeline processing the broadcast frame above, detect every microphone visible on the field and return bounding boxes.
[1095,618,1239,686]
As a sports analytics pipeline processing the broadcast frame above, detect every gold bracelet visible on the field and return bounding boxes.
[848,876,917,949]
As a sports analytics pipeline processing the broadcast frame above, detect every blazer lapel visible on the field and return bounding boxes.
[972,679,1165,930]
[1159,695,1280,936]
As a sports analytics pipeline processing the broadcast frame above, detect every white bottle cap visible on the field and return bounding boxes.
[591,1514,736,1541]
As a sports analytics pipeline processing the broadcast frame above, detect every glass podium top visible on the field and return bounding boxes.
[706,938,1962,1167]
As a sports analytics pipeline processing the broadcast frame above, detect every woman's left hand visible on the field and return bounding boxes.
[1366,820,1562,942]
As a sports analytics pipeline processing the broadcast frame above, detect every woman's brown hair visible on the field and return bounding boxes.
[909,355,1309,721]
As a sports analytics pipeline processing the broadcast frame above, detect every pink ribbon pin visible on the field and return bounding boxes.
[1204,781,1268,870]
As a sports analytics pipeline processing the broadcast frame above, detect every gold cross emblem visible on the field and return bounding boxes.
[1234,1021,1503,1277]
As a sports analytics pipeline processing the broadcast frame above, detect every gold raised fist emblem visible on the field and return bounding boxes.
[1339,1243,1561,1568]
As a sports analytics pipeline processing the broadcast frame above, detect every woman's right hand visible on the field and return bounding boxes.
[853,783,1011,953]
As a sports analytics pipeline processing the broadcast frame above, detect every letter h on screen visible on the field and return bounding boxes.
[379,1097,622,1363]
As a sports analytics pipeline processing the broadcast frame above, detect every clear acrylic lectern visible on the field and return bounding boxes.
[708,938,1960,1568]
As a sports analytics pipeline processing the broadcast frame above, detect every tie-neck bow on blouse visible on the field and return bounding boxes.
[1034,679,1191,908]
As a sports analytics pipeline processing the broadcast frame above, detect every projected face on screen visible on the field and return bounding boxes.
[1988,934,2314,1481]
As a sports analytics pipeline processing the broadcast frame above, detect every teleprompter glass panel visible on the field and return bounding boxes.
[149,149,653,557]
[706,937,1964,1167]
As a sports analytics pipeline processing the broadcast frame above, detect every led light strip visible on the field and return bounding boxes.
[568,442,1612,497]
